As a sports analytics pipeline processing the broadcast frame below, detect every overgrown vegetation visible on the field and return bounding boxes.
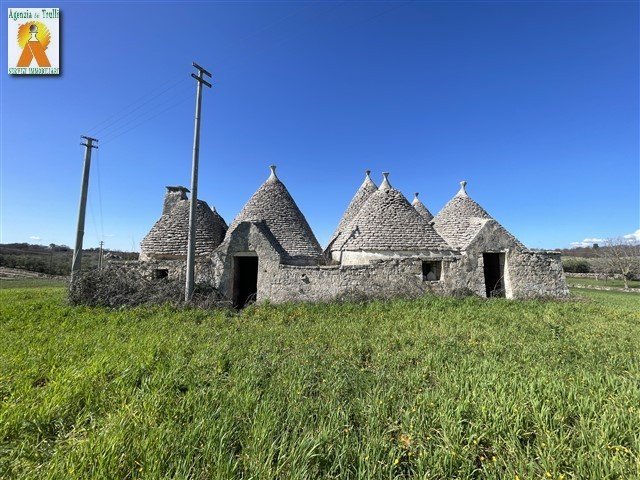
[1,285,638,479]
[68,267,226,309]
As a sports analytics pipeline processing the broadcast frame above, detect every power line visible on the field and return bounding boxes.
[97,87,192,140]
[86,76,188,134]
[96,147,104,240]
[100,93,194,146]
[89,77,190,137]
[93,2,414,148]
[85,6,318,140]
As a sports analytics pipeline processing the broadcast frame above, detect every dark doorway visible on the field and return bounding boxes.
[233,256,258,308]
[483,253,505,298]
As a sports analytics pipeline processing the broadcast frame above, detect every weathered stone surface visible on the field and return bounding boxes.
[432,181,524,250]
[411,193,434,222]
[227,166,324,265]
[330,173,451,254]
[140,187,227,261]
[327,170,378,246]
[212,221,284,300]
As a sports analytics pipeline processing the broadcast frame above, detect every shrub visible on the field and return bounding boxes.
[68,266,228,309]
[562,258,591,273]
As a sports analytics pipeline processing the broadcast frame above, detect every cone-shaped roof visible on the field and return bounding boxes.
[411,192,434,222]
[432,181,524,249]
[141,190,227,259]
[331,173,451,252]
[227,165,324,263]
[328,170,378,244]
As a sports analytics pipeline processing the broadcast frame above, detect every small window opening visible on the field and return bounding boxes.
[154,268,169,279]
[422,261,442,281]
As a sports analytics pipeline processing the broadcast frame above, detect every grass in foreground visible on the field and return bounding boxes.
[1,287,639,479]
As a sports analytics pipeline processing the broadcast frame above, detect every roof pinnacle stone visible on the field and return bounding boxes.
[457,180,468,197]
[380,172,391,190]
[268,165,278,181]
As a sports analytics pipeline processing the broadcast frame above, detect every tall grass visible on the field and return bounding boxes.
[1,287,639,479]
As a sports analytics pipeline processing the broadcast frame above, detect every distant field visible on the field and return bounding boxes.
[565,276,640,290]
[0,277,67,289]
[1,285,638,479]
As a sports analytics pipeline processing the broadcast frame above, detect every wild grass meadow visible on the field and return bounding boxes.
[1,284,638,479]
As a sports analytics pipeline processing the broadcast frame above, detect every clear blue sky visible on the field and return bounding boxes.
[1,0,638,251]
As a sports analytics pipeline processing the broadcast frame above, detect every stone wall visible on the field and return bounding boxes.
[115,259,214,283]
[506,250,569,298]
[565,272,627,280]
[125,251,568,304]
[262,259,428,303]
[255,252,568,304]
[335,249,456,266]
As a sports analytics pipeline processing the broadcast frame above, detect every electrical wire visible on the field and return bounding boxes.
[86,76,188,135]
[84,7,307,139]
[93,2,414,148]
[100,93,194,146]
[88,179,100,247]
[96,146,104,241]
[97,86,193,140]
[89,77,190,137]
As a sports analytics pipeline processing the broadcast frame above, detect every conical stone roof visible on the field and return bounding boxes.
[227,165,324,264]
[331,173,451,252]
[411,192,434,222]
[328,170,378,245]
[141,188,228,259]
[432,181,524,249]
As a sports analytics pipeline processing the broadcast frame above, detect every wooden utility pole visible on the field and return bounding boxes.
[98,241,104,270]
[185,62,212,302]
[71,136,98,281]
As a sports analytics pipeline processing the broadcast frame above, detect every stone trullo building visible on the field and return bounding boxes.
[138,166,568,306]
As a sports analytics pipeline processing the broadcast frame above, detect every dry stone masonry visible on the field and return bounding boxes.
[412,193,434,222]
[140,186,227,261]
[137,167,568,305]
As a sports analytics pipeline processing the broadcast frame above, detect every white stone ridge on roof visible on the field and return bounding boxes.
[330,173,452,252]
[432,181,525,250]
[328,170,378,246]
[227,165,324,263]
[411,192,434,222]
[141,194,227,259]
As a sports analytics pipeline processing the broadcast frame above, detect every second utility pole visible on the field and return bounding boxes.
[71,135,98,282]
[185,62,212,302]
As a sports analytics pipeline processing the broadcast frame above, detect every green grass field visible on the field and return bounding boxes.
[1,285,638,479]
